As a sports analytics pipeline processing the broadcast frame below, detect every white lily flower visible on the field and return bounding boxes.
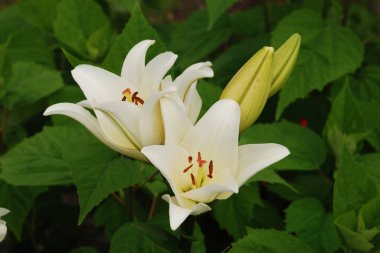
[0,208,9,242]
[44,40,213,160]
[142,99,290,230]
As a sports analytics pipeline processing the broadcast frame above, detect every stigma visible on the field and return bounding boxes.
[121,88,144,105]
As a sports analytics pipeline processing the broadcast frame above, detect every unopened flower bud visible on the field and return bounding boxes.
[270,33,301,96]
[220,46,274,131]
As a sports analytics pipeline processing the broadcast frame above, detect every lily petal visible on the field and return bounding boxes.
[121,40,155,88]
[0,220,7,242]
[182,181,238,203]
[0,208,9,217]
[160,97,193,145]
[141,145,194,208]
[93,101,142,148]
[162,194,211,230]
[181,99,240,171]
[140,52,178,98]
[44,103,144,160]
[139,88,176,147]
[72,65,135,103]
[44,103,105,141]
[183,82,202,124]
[175,61,213,100]
[236,144,290,187]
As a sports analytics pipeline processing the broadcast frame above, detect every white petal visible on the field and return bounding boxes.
[44,103,105,141]
[139,88,176,147]
[94,110,138,149]
[236,144,290,187]
[44,103,145,160]
[161,75,173,91]
[160,97,193,145]
[141,145,194,208]
[140,52,178,98]
[77,100,91,108]
[0,208,9,217]
[0,220,7,242]
[93,101,142,148]
[121,40,155,88]
[72,65,135,103]
[183,82,202,124]
[162,194,211,230]
[181,181,238,203]
[181,99,240,172]
[175,61,213,100]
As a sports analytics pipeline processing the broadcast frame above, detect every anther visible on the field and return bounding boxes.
[197,152,206,167]
[190,173,196,186]
[131,91,144,105]
[188,156,193,163]
[183,164,193,173]
[207,160,213,178]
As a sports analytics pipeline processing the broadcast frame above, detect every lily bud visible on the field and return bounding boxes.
[269,33,301,96]
[220,46,274,132]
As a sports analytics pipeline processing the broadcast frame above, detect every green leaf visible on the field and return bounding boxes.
[335,212,375,252]
[0,6,54,66]
[0,126,81,186]
[54,0,111,60]
[94,197,130,237]
[325,83,368,157]
[110,222,180,253]
[214,183,263,239]
[272,9,363,118]
[4,62,64,108]
[69,247,98,253]
[197,80,222,117]
[228,7,266,37]
[191,222,206,253]
[19,0,59,32]
[240,121,326,171]
[0,180,46,240]
[170,10,231,70]
[229,229,315,253]
[333,150,378,218]
[285,197,341,253]
[102,4,165,74]
[358,153,380,192]
[360,100,380,152]
[249,168,295,191]
[206,0,237,29]
[267,174,330,203]
[63,136,145,224]
[212,36,270,85]
[358,196,380,231]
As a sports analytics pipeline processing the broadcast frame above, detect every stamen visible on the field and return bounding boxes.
[188,156,193,163]
[197,152,207,167]
[208,160,213,178]
[190,173,196,186]
[183,164,193,173]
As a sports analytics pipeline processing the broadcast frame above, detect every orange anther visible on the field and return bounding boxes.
[183,164,193,173]
[190,173,196,185]
[208,160,213,178]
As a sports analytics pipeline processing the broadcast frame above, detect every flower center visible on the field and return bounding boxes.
[182,151,213,189]
[121,88,144,106]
